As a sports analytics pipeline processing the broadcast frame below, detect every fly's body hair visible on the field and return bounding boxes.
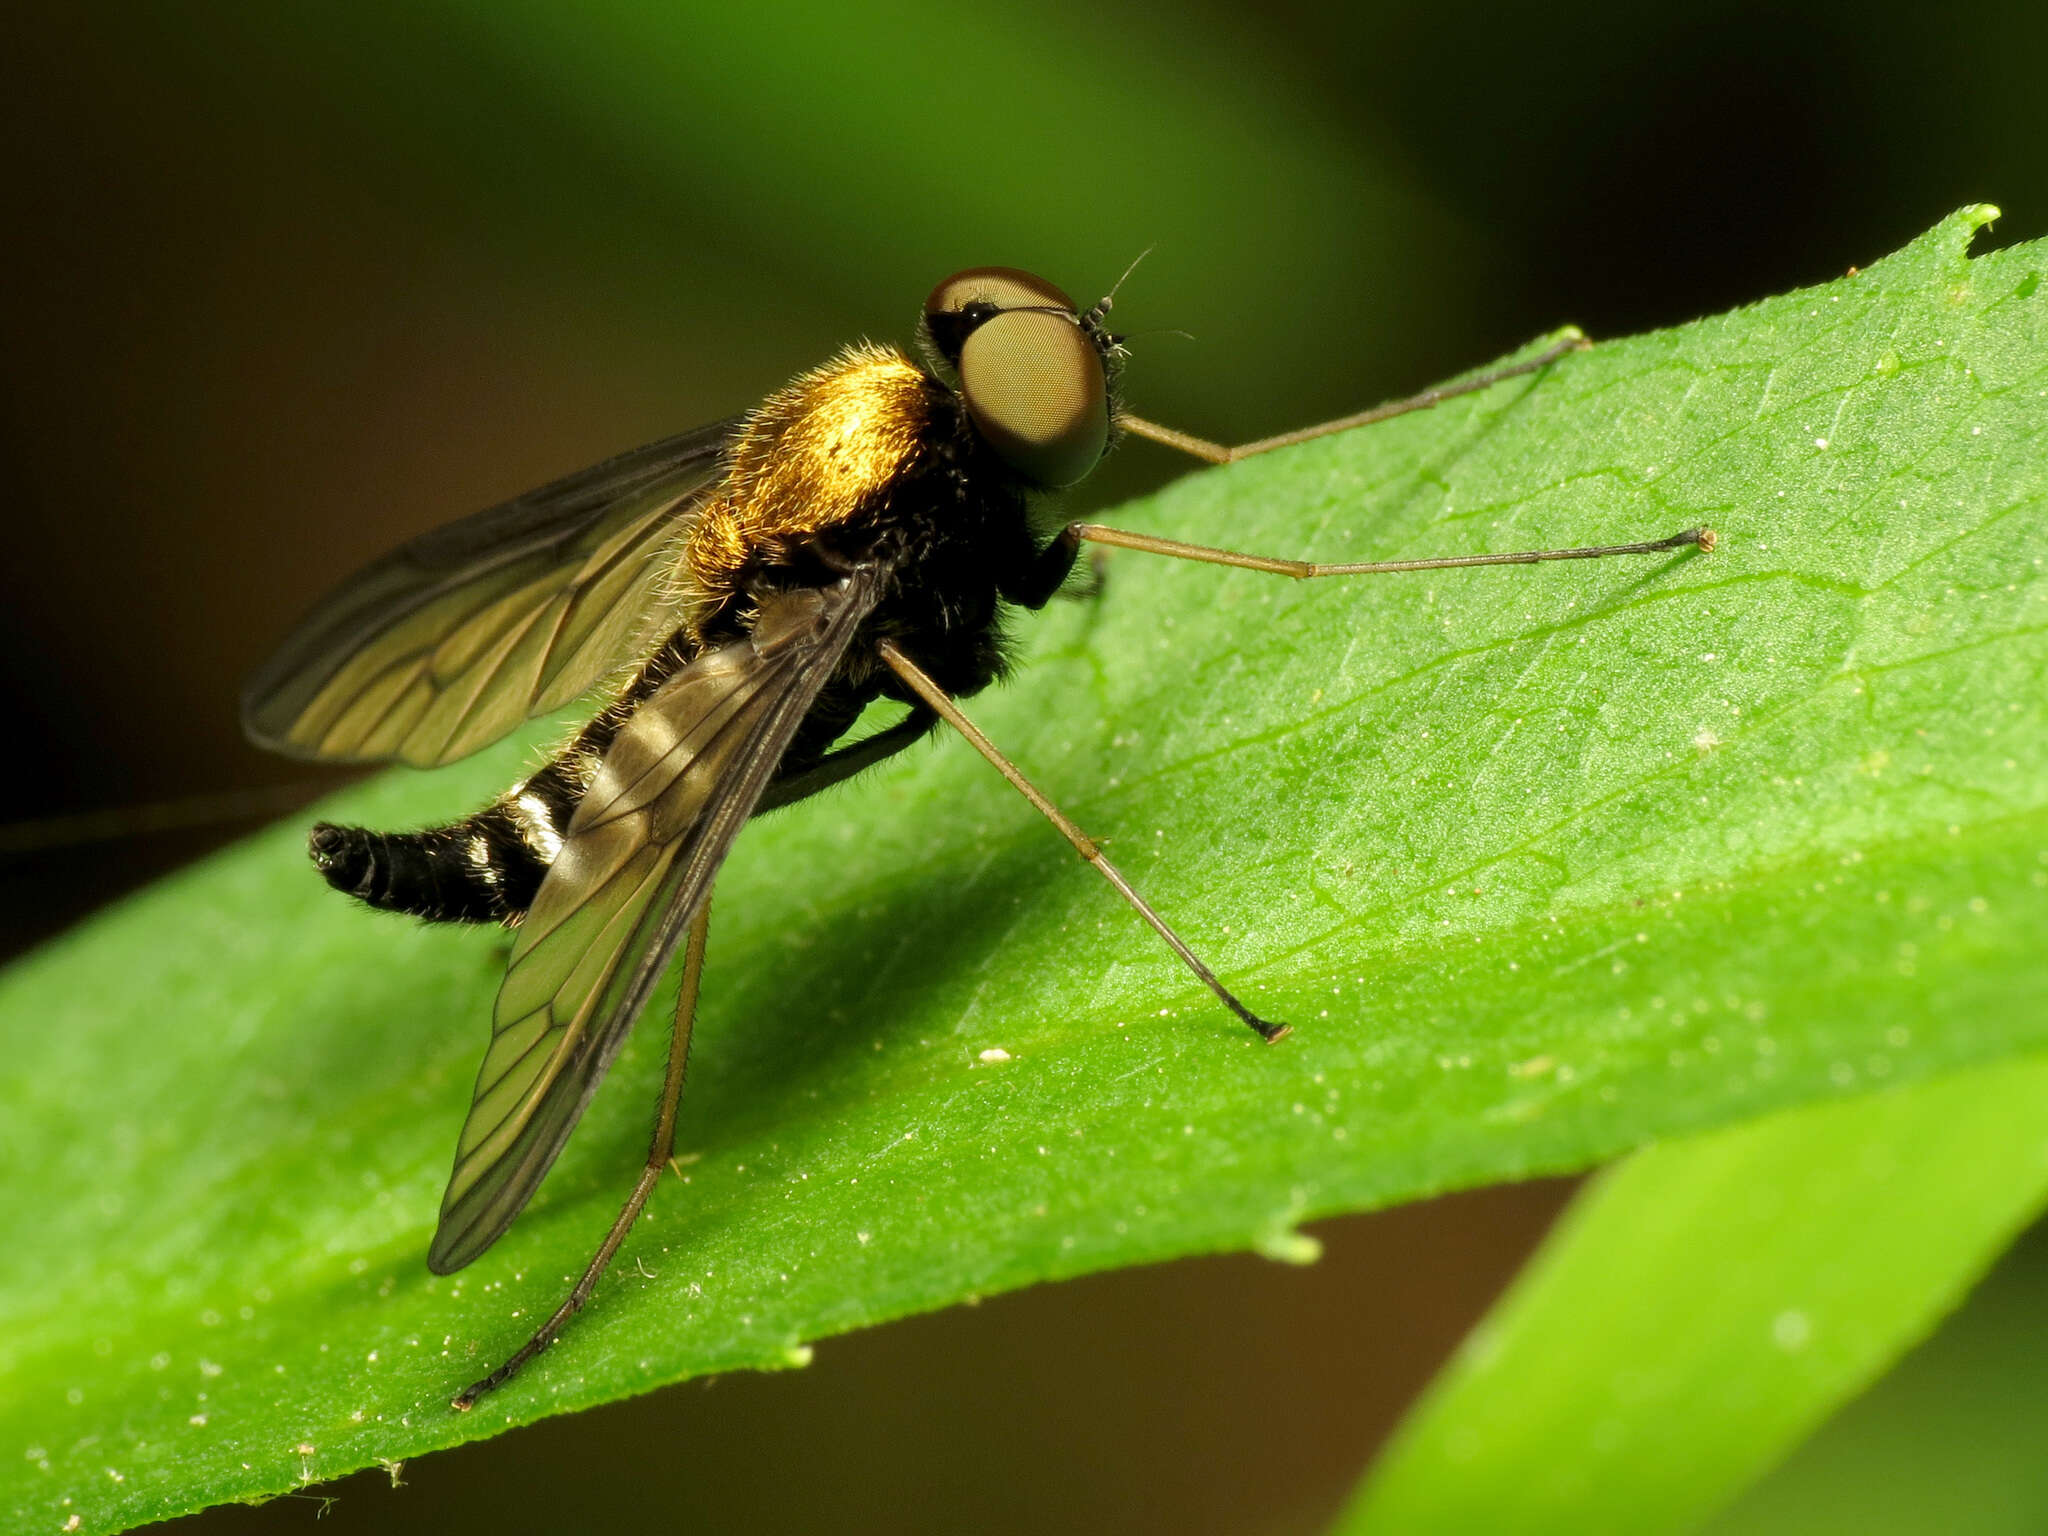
[242,263,1705,1406]
[310,625,690,923]
[307,342,1086,926]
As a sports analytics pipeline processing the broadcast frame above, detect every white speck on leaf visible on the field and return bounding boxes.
[1773,1310,1812,1350]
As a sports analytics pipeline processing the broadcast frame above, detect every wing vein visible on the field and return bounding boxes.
[426,566,886,1273]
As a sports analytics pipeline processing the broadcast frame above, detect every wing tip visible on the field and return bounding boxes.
[237,679,292,755]
[427,1217,489,1275]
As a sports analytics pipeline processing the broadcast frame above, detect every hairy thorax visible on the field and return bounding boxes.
[681,343,934,624]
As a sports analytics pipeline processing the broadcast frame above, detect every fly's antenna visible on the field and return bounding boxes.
[1081,245,1155,333]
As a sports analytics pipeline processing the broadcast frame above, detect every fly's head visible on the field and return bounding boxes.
[920,267,1117,490]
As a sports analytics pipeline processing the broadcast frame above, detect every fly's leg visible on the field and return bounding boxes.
[758,707,937,813]
[1070,335,1717,584]
[876,640,1286,1044]
[452,898,715,1410]
[1060,523,1714,579]
[1118,330,1592,464]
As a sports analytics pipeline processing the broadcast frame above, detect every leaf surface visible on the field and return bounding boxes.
[3,208,2043,1531]
[1342,1051,2048,1534]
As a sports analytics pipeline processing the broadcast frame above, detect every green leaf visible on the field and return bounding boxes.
[1702,1217,2048,1534]
[2,207,2042,1531]
[1339,1050,2048,1535]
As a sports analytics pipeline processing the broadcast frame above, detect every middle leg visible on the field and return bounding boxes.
[877,640,1286,1043]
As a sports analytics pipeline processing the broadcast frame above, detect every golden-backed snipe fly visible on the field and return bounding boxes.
[243,266,1713,1407]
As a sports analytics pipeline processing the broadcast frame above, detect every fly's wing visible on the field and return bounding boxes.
[242,419,740,768]
[426,567,884,1273]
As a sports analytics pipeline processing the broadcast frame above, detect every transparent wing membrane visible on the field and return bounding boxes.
[428,569,883,1272]
[241,421,738,767]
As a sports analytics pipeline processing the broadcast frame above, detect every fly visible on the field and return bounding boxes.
[242,266,1713,1407]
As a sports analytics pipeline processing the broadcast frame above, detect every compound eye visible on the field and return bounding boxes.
[924,266,1078,324]
[958,308,1108,489]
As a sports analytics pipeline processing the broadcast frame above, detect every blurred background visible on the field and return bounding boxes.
[4,1,2043,1530]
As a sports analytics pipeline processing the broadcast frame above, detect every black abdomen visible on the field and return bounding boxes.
[308,801,553,925]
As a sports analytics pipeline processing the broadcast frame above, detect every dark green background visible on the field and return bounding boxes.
[3,1,2041,1530]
